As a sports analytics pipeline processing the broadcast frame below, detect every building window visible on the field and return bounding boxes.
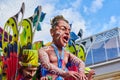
[92,41,106,64]
[105,37,118,60]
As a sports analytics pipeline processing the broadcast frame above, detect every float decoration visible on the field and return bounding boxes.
[0,2,46,80]
[1,2,25,80]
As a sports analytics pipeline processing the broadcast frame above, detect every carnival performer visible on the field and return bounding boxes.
[39,15,89,80]
[17,49,39,80]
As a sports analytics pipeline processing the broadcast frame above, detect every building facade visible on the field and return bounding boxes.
[77,27,120,80]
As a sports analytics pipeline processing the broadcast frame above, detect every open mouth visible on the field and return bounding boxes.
[63,36,69,43]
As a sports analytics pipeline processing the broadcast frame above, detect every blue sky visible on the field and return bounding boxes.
[0,0,120,43]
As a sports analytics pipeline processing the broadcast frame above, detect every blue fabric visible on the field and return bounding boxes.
[51,44,64,80]
[41,44,64,80]
[40,12,46,22]
[68,32,79,46]
[70,32,79,41]
[56,76,63,80]
[41,67,49,76]
[33,6,46,31]
[37,23,41,31]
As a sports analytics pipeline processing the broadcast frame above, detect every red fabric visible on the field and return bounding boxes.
[65,65,78,80]
[4,52,19,80]
[13,53,18,77]
[6,58,10,80]
[68,65,78,72]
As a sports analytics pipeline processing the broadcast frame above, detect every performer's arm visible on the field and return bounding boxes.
[69,53,85,73]
[38,48,66,76]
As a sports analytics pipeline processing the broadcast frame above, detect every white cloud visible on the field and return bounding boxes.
[84,0,104,14]
[90,0,104,13]
[0,0,41,28]
[110,16,117,24]
[71,0,82,8]
[33,23,51,43]
[0,0,87,43]
[102,16,120,31]
[0,0,53,43]
[42,4,55,15]
[82,17,119,39]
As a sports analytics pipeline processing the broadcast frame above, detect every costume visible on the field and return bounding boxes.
[16,49,39,80]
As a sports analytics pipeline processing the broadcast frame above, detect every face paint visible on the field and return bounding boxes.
[56,31,62,40]
[56,31,61,35]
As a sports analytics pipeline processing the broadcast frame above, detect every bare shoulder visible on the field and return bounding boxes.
[65,50,77,58]
[39,46,51,51]
[38,46,53,63]
[64,50,71,57]
[38,46,53,54]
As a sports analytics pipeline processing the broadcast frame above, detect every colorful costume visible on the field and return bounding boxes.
[17,49,39,80]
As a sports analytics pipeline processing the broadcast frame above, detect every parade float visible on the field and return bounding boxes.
[0,2,93,80]
[0,2,45,80]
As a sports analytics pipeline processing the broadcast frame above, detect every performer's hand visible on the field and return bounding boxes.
[79,71,88,80]
[86,69,95,80]
[40,76,48,80]
[89,69,95,75]
[63,71,88,80]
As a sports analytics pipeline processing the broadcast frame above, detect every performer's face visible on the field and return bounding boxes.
[51,20,71,47]
[22,66,37,80]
